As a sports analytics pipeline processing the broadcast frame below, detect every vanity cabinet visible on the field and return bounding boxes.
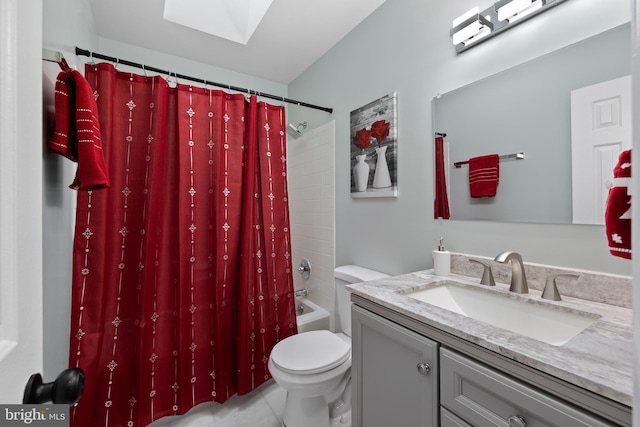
[441,407,473,427]
[440,348,614,427]
[351,305,439,427]
[351,303,621,427]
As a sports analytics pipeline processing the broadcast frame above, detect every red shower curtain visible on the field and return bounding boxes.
[69,63,297,427]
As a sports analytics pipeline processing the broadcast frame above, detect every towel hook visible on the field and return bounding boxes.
[58,57,70,71]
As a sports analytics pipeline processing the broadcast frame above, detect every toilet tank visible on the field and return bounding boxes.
[334,265,389,337]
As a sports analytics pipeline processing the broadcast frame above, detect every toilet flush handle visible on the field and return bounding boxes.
[416,363,431,375]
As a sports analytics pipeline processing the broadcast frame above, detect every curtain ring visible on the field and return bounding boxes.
[114,58,119,70]
[89,51,96,66]
[167,71,177,88]
[142,64,148,78]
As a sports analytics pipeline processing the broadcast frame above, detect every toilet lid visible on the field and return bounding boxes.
[271,330,350,375]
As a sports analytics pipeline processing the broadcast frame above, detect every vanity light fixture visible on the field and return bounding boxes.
[450,7,494,47]
[495,0,543,23]
[451,0,568,53]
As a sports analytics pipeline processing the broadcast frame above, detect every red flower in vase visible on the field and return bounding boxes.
[354,128,372,150]
[370,120,390,143]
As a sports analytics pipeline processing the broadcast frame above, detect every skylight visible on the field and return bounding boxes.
[163,0,274,45]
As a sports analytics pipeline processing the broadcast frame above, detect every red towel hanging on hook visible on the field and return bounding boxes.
[48,68,110,190]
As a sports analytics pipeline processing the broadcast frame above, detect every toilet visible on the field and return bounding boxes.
[268,265,389,427]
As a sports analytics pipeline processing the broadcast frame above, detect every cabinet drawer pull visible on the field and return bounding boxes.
[416,363,430,375]
[508,415,527,427]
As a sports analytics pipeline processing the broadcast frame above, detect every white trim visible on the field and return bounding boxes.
[0,0,20,350]
[0,0,43,403]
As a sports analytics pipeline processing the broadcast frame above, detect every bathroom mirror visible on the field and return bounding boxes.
[433,23,631,224]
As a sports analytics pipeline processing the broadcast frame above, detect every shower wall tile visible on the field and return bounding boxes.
[287,121,336,328]
[317,212,333,228]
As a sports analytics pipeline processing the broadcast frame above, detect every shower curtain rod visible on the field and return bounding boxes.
[75,47,333,114]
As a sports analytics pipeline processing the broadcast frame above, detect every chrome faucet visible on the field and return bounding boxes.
[469,259,495,286]
[294,288,308,298]
[541,274,579,301]
[494,251,528,294]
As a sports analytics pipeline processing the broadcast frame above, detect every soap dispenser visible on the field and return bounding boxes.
[433,237,451,276]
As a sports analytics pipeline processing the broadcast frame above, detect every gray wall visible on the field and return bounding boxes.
[436,24,631,223]
[42,0,98,382]
[288,0,632,277]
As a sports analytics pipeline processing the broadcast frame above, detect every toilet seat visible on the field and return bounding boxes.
[271,330,350,375]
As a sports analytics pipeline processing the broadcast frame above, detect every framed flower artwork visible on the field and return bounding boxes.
[350,92,398,198]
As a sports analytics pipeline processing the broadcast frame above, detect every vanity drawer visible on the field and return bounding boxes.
[441,407,472,427]
[440,348,615,427]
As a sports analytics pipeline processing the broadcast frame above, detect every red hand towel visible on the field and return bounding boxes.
[605,149,631,259]
[434,136,451,219]
[48,68,109,190]
[468,154,499,198]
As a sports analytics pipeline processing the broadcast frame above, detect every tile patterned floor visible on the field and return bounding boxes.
[148,380,286,427]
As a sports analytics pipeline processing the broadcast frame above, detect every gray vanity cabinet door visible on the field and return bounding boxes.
[442,407,473,427]
[351,305,439,427]
[440,348,616,427]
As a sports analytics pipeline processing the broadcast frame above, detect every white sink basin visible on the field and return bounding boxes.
[406,283,599,346]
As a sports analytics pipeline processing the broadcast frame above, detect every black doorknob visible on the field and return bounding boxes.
[23,368,85,405]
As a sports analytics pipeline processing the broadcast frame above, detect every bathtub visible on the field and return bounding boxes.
[296,298,330,332]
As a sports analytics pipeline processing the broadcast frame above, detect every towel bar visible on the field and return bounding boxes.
[454,152,524,168]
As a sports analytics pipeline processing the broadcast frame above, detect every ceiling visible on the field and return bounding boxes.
[88,0,386,84]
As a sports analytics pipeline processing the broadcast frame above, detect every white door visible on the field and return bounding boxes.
[0,0,44,402]
[571,75,632,225]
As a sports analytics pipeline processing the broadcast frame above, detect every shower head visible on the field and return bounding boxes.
[286,122,307,139]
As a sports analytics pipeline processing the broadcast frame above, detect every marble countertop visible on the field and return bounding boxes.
[347,270,633,407]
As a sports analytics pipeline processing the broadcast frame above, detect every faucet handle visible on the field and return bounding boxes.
[469,259,496,286]
[541,274,579,301]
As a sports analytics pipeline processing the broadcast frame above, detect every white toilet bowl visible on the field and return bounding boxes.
[268,330,351,427]
[268,265,389,427]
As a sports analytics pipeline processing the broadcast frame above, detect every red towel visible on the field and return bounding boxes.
[434,136,450,219]
[605,149,631,259]
[48,68,109,190]
[468,154,499,198]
